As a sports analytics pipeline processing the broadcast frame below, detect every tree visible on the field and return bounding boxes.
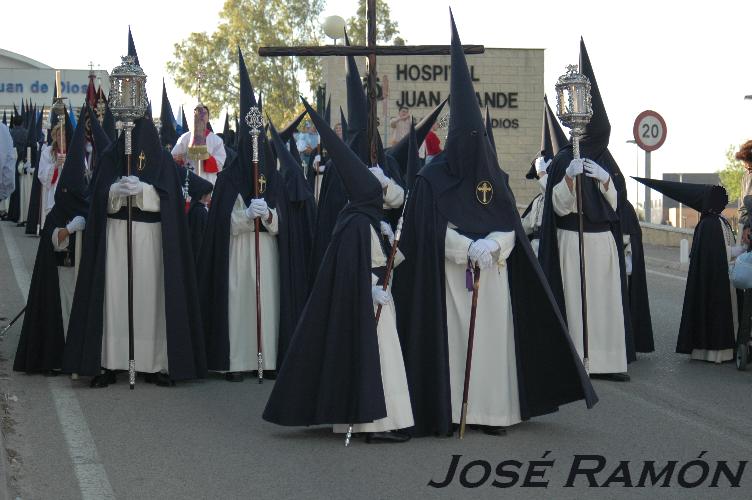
[167,0,325,127]
[346,0,400,45]
[719,144,745,206]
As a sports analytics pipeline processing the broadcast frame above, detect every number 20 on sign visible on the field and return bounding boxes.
[633,110,667,152]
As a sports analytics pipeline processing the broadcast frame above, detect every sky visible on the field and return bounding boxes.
[4,0,752,205]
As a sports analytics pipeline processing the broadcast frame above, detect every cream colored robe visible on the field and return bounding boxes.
[552,177,628,374]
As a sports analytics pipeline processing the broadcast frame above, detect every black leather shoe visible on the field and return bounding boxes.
[145,372,175,387]
[592,372,631,382]
[90,370,117,388]
[480,426,507,436]
[225,372,244,382]
[365,431,411,444]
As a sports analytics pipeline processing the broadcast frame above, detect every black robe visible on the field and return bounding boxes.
[187,201,209,266]
[676,214,735,354]
[25,145,42,235]
[263,210,386,425]
[276,170,316,368]
[62,133,206,380]
[393,174,598,437]
[537,146,636,363]
[13,216,78,372]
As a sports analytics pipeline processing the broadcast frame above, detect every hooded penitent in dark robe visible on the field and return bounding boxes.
[62,117,206,381]
[269,122,316,368]
[264,98,413,434]
[386,98,447,179]
[309,45,404,285]
[159,80,178,151]
[521,96,568,256]
[392,13,597,438]
[180,168,213,265]
[634,177,735,362]
[14,108,100,373]
[537,38,635,373]
[25,111,45,235]
[198,49,281,374]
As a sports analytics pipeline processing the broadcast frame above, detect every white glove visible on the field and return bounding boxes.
[566,159,584,179]
[535,157,551,175]
[313,154,321,165]
[625,254,633,276]
[66,216,86,233]
[316,163,326,173]
[245,198,270,219]
[731,245,746,258]
[371,286,392,306]
[368,165,389,188]
[17,163,24,175]
[110,178,142,197]
[380,221,395,245]
[468,239,499,269]
[583,159,610,183]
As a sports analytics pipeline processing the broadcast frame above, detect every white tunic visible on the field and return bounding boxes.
[334,227,414,433]
[521,194,545,257]
[445,226,521,427]
[101,183,169,374]
[51,228,77,335]
[691,218,737,363]
[227,195,280,371]
[552,177,627,374]
[37,145,58,227]
[171,131,226,185]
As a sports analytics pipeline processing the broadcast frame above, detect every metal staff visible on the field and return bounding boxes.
[314,142,321,204]
[0,306,26,337]
[555,65,593,372]
[374,191,409,324]
[109,55,148,390]
[459,263,481,439]
[246,106,265,383]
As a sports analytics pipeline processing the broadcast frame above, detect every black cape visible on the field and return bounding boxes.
[393,170,598,437]
[187,201,209,266]
[263,210,385,425]
[62,120,206,380]
[677,214,735,354]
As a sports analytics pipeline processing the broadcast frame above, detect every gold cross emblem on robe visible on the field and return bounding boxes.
[476,181,493,205]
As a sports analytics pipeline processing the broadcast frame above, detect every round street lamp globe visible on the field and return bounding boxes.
[323,15,346,41]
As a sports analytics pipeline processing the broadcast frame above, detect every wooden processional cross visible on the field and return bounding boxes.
[259,0,484,164]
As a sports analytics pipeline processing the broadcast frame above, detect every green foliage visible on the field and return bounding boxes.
[346,0,400,45]
[166,0,325,127]
[718,144,746,205]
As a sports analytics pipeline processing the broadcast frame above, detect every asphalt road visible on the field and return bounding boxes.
[1,221,751,500]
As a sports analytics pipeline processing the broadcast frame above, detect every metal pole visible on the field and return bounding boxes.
[459,264,481,439]
[644,150,652,224]
[123,122,136,390]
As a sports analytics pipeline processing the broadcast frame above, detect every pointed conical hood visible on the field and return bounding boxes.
[445,10,488,178]
[579,38,610,157]
[339,107,349,143]
[419,11,516,234]
[222,112,230,138]
[632,177,727,215]
[301,97,381,211]
[270,120,312,203]
[485,106,496,152]
[405,120,421,190]
[287,137,303,166]
[187,169,213,200]
[325,97,331,126]
[181,107,189,134]
[279,110,306,143]
[237,47,258,174]
[54,108,90,221]
[159,80,177,150]
[102,100,117,142]
[527,95,569,179]
[128,26,140,67]
[344,32,367,135]
[388,96,447,172]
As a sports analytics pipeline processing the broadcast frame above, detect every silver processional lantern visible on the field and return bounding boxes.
[108,55,148,154]
[554,64,592,160]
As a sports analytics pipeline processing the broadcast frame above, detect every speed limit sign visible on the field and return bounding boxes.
[633,110,667,152]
